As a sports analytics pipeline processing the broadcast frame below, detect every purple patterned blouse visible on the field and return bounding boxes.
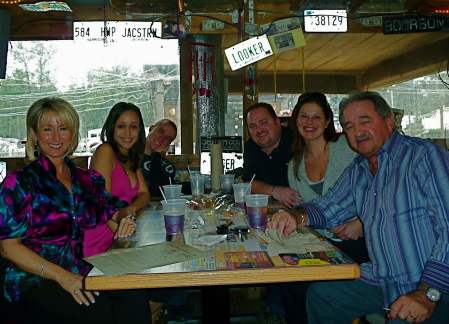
[0,154,127,302]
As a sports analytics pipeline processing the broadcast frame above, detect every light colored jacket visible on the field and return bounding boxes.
[288,135,357,240]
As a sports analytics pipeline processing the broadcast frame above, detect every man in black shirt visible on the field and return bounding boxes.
[140,119,193,321]
[243,102,302,323]
[141,119,177,197]
[243,102,301,209]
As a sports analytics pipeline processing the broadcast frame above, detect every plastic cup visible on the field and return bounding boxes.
[161,199,186,235]
[233,183,251,209]
[190,175,205,198]
[163,185,182,199]
[220,174,235,194]
[245,194,269,229]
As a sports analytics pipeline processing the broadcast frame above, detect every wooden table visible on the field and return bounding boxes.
[85,200,360,322]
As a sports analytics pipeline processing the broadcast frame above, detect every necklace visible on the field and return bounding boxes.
[120,161,130,175]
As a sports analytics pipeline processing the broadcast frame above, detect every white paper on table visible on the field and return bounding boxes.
[84,241,210,277]
[257,229,327,256]
[197,234,227,246]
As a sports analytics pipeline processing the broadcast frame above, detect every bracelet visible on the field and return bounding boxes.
[270,186,276,199]
[125,215,137,221]
[296,209,307,227]
[40,260,48,278]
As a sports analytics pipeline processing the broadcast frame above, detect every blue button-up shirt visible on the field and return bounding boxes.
[301,130,449,306]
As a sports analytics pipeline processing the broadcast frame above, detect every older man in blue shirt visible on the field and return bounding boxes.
[268,91,449,323]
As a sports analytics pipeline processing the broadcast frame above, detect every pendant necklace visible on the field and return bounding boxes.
[120,161,129,175]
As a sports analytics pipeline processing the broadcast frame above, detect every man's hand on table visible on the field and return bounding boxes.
[271,186,302,209]
[267,211,299,237]
[387,290,436,323]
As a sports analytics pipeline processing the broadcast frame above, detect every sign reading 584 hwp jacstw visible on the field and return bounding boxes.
[73,21,162,42]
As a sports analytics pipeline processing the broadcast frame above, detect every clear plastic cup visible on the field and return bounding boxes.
[190,175,205,198]
[161,199,186,235]
[245,194,269,229]
[233,183,252,209]
[220,174,235,194]
[163,185,182,199]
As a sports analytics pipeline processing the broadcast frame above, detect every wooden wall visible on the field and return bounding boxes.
[1,154,200,176]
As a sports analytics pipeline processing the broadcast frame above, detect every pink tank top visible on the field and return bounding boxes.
[83,155,140,257]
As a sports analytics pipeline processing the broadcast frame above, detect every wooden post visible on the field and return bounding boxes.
[0,10,11,79]
[242,1,259,143]
[179,36,194,154]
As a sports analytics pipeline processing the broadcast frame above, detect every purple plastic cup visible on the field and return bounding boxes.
[245,194,269,229]
[161,199,186,235]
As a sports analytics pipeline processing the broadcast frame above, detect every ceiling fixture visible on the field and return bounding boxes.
[0,0,23,3]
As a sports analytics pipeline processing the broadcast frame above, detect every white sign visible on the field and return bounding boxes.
[201,153,244,175]
[73,21,162,43]
[304,10,347,32]
[0,162,6,183]
[225,35,273,71]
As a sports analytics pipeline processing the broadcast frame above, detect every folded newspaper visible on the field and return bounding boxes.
[84,241,210,277]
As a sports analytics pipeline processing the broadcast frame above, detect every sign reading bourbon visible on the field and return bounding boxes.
[200,136,242,153]
[383,14,449,35]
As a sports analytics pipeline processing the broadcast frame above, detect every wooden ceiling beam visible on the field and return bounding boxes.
[225,71,359,94]
[347,0,368,13]
[289,0,302,11]
[7,10,385,40]
[404,0,430,12]
[361,37,449,89]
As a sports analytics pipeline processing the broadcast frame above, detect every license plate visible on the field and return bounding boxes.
[304,10,347,32]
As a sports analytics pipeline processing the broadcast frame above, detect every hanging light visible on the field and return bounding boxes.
[0,0,23,4]
[177,0,184,13]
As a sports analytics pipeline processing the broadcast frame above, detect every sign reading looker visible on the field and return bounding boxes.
[225,35,273,71]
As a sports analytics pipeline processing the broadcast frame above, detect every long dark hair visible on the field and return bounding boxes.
[101,102,146,173]
[288,92,339,180]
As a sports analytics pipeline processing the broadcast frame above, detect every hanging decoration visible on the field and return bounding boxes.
[18,1,71,11]
[163,20,187,38]
[190,36,219,140]
[189,42,216,98]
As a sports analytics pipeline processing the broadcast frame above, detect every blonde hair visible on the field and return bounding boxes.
[26,97,80,161]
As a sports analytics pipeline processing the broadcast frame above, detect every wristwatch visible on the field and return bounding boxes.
[418,283,442,302]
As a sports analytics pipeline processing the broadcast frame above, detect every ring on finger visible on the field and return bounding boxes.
[410,315,417,321]
[74,290,80,295]
[131,224,135,228]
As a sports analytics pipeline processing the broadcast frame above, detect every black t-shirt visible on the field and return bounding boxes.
[140,152,176,197]
[242,126,292,187]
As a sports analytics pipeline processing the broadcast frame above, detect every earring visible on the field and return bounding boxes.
[33,142,39,158]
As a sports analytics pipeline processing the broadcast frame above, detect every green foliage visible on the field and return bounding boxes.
[0,41,181,142]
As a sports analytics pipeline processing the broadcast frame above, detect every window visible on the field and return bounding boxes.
[0,40,180,157]
[227,73,449,147]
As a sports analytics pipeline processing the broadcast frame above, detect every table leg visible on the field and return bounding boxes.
[201,286,230,323]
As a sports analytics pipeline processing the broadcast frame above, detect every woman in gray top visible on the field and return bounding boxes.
[281,93,370,324]
[287,92,369,263]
